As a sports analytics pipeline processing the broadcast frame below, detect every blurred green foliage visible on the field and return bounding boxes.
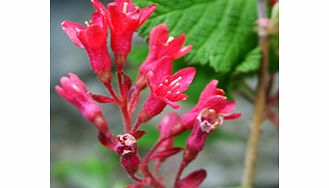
[53,149,128,188]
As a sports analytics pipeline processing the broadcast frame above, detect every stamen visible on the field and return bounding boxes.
[169,76,182,87]
[176,91,180,94]
[167,91,172,95]
[166,36,175,45]
[164,79,169,83]
[84,21,90,27]
[159,83,163,87]
[123,2,128,13]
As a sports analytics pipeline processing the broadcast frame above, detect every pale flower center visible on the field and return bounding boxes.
[197,109,224,133]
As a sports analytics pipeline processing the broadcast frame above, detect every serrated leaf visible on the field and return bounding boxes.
[233,47,261,75]
[134,0,258,73]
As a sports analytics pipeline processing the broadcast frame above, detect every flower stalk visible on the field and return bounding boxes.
[241,0,270,187]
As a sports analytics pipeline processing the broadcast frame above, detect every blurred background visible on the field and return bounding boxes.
[51,0,278,187]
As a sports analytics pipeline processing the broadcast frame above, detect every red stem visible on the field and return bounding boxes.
[140,163,165,188]
[174,160,188,188]
[144,137,167,163]
[104,82,121,104]
[121,103,131,132]
[128,88,141,114]
[115,57,132,132]
[132,117,143,133]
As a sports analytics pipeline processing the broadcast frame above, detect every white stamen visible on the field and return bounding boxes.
[123,2,128,13]
[164,79,169,83]
[166,36,175,45]
[159,83,163,87]
[122,149,133,156]
[169,76,182,87]
[167,91,172,95]
[176,91,180,94]
[84,21,90,27]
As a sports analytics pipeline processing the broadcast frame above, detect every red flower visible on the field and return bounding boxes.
[181,80,241,130]
[55,73,108,133]
[61,12,112,82]
[153,113,183,160]
[92,0,157,70]
[136,24,192,89]
[137,57,196,124]
[147,58,196,109]
[157,112,183,139]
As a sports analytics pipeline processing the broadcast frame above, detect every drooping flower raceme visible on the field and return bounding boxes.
[61,12,112,83]
[56,0,241,187]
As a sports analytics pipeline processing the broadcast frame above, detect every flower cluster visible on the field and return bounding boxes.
[56,0,240,187]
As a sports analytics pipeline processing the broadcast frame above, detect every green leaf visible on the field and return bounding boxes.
[233,47,261,75]
[134,0,258,73]
[127,43,149,66]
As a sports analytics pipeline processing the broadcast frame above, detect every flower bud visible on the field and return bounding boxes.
[115,134,141,178]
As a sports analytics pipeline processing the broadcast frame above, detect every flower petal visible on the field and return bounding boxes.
[61,20,85,48]
[172,67,196,93]
[149,24,169,56]
[146,71,156,92]
[77,24,107,50]
[68,73,88,92]
[174,45,192,59]
[203,95,227,112]
[152,56,173,85]
[139,4,157,26]
[221,101,236,113]
[163,33,186,57]
[199,80,220,101]
[91,0,109,17]
[177,169,207,188]
[222,113,241,120]
[90,11,107,30]
[161,97,180,109]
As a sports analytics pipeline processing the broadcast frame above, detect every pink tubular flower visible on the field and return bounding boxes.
[136,24,192,89]
[181,80,241,130]
[61,11,112,83]
[154,113,183,158]
[55,73,108,133]
[92,0,157,70]
[150,113,183,172]
[136,57,196,124]
[115,134,141,179]
[183,109,224,165]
